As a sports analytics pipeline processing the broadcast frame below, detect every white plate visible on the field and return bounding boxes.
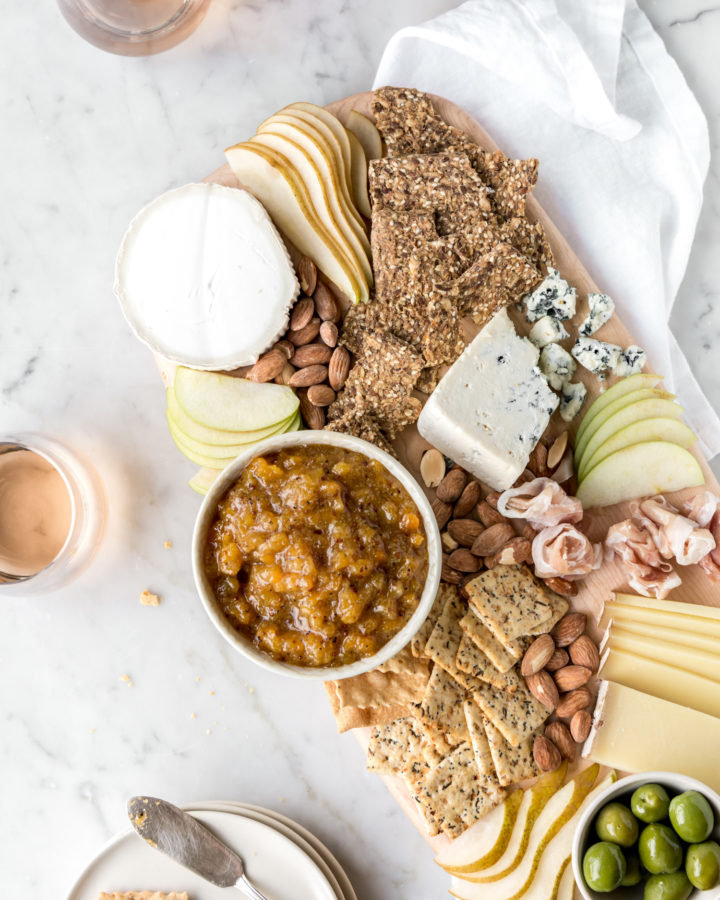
[65,808,337,900]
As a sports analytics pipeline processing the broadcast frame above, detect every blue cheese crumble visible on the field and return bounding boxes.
[560,381,588,422]
[539,343,576,390]
[613,345,647,377]
[524,268,577,322]
[528,315,570,348]
[572,337,622,374]
[578,292,615,336]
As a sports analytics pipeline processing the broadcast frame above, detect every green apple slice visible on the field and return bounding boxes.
[167,410,300,460]
[345,129,372,218]
[574,387,675,463]
[576,441,704,508]
[174,367,299,433]
[578,407,690,480]
[167,387,295,445]
[574,372,663,448]
[188,467,219,495]
[346,110,382,161]
[169,427,237,470]
[444,764,567,877]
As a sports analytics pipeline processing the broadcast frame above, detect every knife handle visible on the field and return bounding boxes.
[235,872,270,900]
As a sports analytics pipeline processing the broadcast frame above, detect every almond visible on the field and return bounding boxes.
[522,523,538,541]
[485,491,501,510]
[526,670,559,709]
[545,649,569,672]
[289,318,321,346]
[441,531,459,552]
[447,518,485,548]
[319,321,338,348]
[553,665,592,692]
[521,634,556,677]
[328,346,351,390]
[498,536,532,565]
[476,501,505,527]
[533,735,562,772]
[448,548,482,573]
[297,391,325,430]
[556,687,592,718]
[441,554,463,584]
[274,339,295,359]
[570,709,592,743]
[290,296,315,331]
[247,350,286,383]
[420,449,446,488]
[528,441,548,477]
[432,499,452,530]
[313,281,339,322]
[275,362,295,386]
[436,467,468,503]
[292,343,333,368]
[472,523,515,557]
[544,721,576,760]
[289,364,328,388]
[547,431,569,470]
[551,613,587,647]
[569,634,600,672]
[298,256,317,295]
[543,576,577,598]
[307,384,335,407]
[453,481,482,518]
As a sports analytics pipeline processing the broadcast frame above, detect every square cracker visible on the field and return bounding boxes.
[483,718,540,787]
[411,585,451,658]
[472,675,551,747]
[376,645,432,676]
[463,699,495,776]
[456,634,518,690]
[424,589,485,692]
[98,895,188,900]
[458,614,525,673]
[465,565,554,643]
[324,681,413,734]
[527,590,569,635]
[418,665,468,744]
[366,716,441,776]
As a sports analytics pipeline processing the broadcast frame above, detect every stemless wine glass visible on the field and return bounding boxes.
[57,0,212,56]
[0,434,106,595]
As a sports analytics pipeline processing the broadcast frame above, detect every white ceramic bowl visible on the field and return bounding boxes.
[572,771,720,900]
[192,429,442,680]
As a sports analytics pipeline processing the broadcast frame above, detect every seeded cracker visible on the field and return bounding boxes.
[463,699,495,776]
[527,590,569,635]
[424,589,486,692]
[411,585,451,659]
[333,669,430,710]
[465,565,554,643]
[483,718,540,786]
[376,645,433,676]
[471,676,550,748]
[459,612,526,672]
[456,634,521,691]
[366,716,441,776]
[418,664,468,745]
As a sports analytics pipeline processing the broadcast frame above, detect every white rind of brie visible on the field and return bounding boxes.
[114,183,299,370]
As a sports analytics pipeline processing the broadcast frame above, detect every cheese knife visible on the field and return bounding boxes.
[127,796,270,900]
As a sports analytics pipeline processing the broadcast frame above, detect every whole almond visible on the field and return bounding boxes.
[292,343,333,367]
[420,449,446,488]
[569,635,600,672]
[522,523,538,541]
[521,634,556,677]
[547,432,569,470]
[275,361,295,386]
[545,721,576,760]
[432,499,452,530]
[554,665,592,692]
[307,384,335,407]
[570,709,593,743]
[498,537,532,566]
[484,491,501,510]
[543,576,577,598]
[484,553,499,571]
[441,532,459,552]
[556,687,592,718]
[247,350,286,383]
[551,613,587,648]
[454,481,482,518]
[290,296,315,331]
[441,554,464,584]
[313,282,339,322]
[476,501,505,527]
[319,321,338,348]
[328,346,351,390]
[436,468,467,503]
[448,548,482,573]
[289,364,328,388]
[289,318,321,346]
[526,670,559,709]
[447,519,485,548]
[274,339,295,359]
[297,391,325,429]
[545,649,570,672]
[298,256,318,295]
[528,442,548,477]
[472,523,516,557]
[533,735,562,772]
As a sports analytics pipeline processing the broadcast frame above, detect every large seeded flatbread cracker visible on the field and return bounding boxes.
[483,718,540,787]
[332,669,430,709]
[424,589,485,692]
[324,681,413,733]
[527,590,569,635]
[98,895,189,900]
[376,645,433,676]
[418,665,468,744]
[472,674,550,748]
[411,585,451,658]
[465,565,554,643]
[463,699,495,776]
[459,612,525,672]
[366,716,441,776]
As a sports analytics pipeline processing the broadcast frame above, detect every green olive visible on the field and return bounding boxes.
[686,840,720,891]
[583,841,627,892]
[632,783,671,824]
[638,824,683,875]
[643,872,693,900]
[596,801,640,848]
[669,790,715,843]
[621,855,643,887]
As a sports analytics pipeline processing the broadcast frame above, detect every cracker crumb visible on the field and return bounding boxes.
[164,540,173,549]
[196,676,201,683]
[190,713,196,719]
[206,729,211,735]
[209,690,215,696]
[140,589,160,607]
[120,674,134,686]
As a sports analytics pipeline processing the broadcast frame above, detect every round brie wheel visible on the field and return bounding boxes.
[114,182,299,370]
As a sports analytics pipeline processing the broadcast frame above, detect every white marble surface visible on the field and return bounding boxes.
[1,1,719,897]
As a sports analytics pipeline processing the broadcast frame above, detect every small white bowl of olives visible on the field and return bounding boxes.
[572,772,720,900]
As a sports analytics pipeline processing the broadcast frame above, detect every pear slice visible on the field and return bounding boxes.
[449,764,604,899]
[436,789,524,873]
[346,110,382,161]
[225,141,366,303]
[452,763,568,880]
[188,467,219,495]
[577,404,688,480]
[574,387,676,463]
[168,388,295,445]
[167,410,300,460]
[250,130,372,285]
[576,441,704,508]
[574,372,663,448]
[345,129,371,218]
[555,858,574,900]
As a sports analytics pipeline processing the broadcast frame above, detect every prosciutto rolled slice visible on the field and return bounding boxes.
[498,477,583,530]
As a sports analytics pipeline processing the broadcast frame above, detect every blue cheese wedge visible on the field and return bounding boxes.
[613,345,647,377]
[578,292,615,336]
[539,343,576,390]
[524,268,577,322]
[560,381,588,422]
[528,315,570,348]
[572,337,622,374]
[417,310,558,491]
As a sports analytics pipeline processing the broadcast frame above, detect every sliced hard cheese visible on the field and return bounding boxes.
[612,593,720,620]
[418,310,558,491]
[605,629,720,682]
[608,621,720,656]
[114,183,298,370]
[605,604,720,639]
[583,681,720,795]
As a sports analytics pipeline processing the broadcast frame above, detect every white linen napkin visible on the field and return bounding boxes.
[373,0,720,458]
